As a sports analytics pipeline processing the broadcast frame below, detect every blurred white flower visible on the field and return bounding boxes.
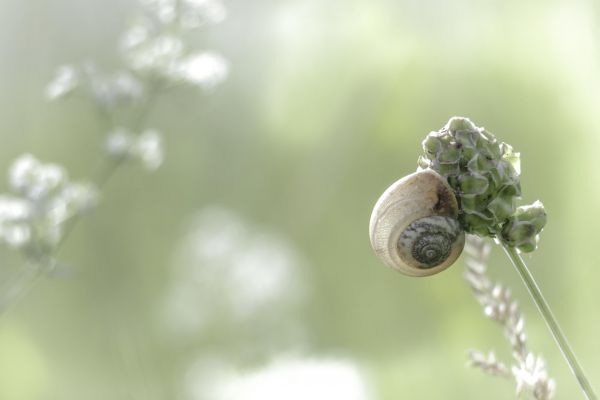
[140,0,177,25]
[123,34,184,79]
[120,16,228,90]
[45,65,79,100]
[105,129,164,171]
[0,196,32,248]
[1,223,31,248]
[176,52,229,89]
[0,196,31,221]
[9,154,66,201]
[85,67,144,109]
[139,0,225,28]
[120,22,152,50]
[105,128,136,159]
[180,0,227,29]
[0,155,98,255]
[135,130,164,170]
[46,183,99,225]
[162,207,307,341]
[512,354,556,400]
[185,356,373,400]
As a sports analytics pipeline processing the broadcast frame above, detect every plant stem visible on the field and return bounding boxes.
[0,263,43,314]
[501,242,597,400]
[0,84,162,316]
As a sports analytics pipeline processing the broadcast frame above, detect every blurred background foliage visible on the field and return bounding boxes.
[1,0,600,398]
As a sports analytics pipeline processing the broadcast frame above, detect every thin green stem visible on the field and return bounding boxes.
[501,242,597,400]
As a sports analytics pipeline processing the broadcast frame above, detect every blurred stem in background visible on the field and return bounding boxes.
[0,0,228,316]
[0,89,158,316]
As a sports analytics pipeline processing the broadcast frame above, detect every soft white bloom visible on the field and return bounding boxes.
[9,154,39,194]
[113,71,144,100]
[176,52,228,89]
[0,196,32,248]
[140,0,177,24]
[135,130,164,170]
[0,196,31,221]
[124,34,184,78]
[468,350,510,377]
[105,128,136,159]
[1,155,98,254]
[45,65,79,100]
[1,223,32,248]
[105,129,164,171]
[139,0,225,29]
[185,357,372,400]
[46,183,99,225]
[163,207,306,341]
[87,68,144,109]
[512,354,556,400]
[120,22,152,50]
[180,0,227,29]
[9,154,66,201]
[120,2,229,89]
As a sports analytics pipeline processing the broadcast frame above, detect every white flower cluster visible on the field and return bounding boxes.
[140,0,226,30]
[46,64,144,110]
[467,350,510,378]
[105,129,164,171]
[45,65,79,100]
[185,357,372,400]
[162,207,306,346]
[120,0,228,89]
[512,353,556,400]
[86,66,144,110]
[0,155,97,258]
[45,0,229,180]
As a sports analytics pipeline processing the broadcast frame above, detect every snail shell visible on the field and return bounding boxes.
[369,169,465,277]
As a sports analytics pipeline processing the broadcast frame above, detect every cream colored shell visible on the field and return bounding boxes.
[369,169,465,277]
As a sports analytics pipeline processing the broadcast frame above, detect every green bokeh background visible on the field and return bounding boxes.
[1,0,599,398]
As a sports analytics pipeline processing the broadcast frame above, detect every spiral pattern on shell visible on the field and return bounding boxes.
[398,216,463,269]
[369,169,465,276]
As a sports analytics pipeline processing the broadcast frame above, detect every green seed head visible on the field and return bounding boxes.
[418,117,546,251]
[501,200,547,252]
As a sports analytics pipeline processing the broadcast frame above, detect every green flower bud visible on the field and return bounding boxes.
[418,117,545,251]
[501,201,547,252]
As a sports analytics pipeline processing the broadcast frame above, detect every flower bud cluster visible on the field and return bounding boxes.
[105,129,164,171]
[0,155,97,259]
[419,117,546,252]
[46,64,144,111]
[501,201,547,253]
[120,0,228,89]
[140,0,226,29]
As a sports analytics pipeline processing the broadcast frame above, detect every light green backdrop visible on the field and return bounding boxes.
[0,0,598,398]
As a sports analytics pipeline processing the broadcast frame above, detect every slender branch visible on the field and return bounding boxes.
[0,83,161,317]
[55,157,123,252]
[57,83,161,252]
[0,263,43,314]
[133,81,162,131]
[501,242,597,400]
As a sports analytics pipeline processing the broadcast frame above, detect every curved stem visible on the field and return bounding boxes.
[501,242,597,400]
